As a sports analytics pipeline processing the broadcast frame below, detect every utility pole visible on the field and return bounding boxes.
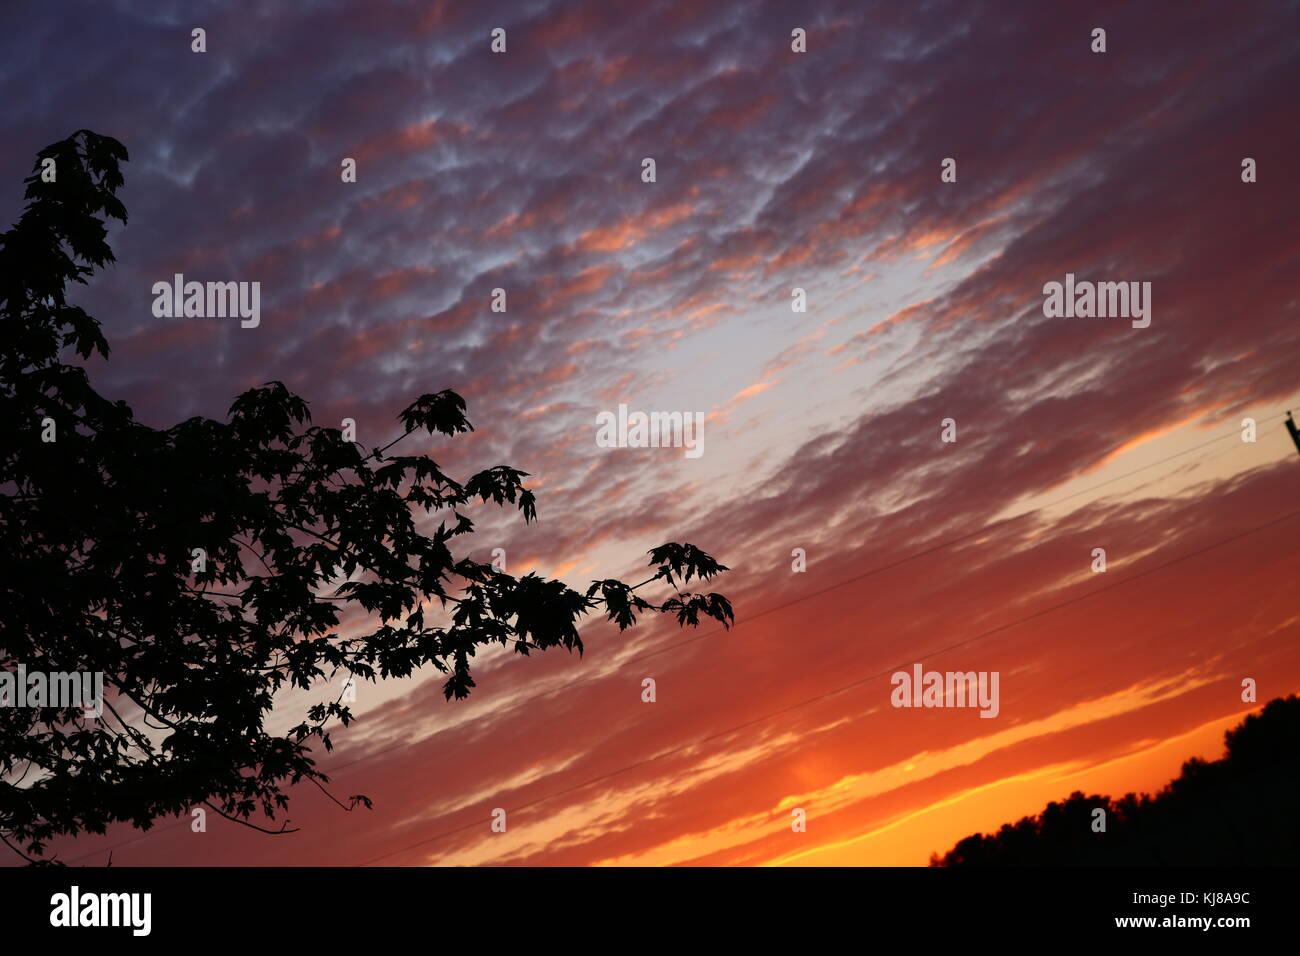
[1287,412,1300,456]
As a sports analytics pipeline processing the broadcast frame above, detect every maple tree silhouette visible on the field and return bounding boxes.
[931,695,1300,865]
[0,130,733,864]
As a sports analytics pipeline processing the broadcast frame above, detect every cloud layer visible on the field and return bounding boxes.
[3,0,1298,866]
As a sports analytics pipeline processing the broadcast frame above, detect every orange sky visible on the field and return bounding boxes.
[8,0,1299,867]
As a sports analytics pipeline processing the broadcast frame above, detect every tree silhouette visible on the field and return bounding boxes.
[930,695,1300,865]
[0,130,733,864]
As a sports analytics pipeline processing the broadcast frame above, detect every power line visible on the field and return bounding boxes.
[52,412,1290,865]
[54,412,1287,865]
[354,505,1300,866]
[323,412,1288,773]
[332,413,1286,770]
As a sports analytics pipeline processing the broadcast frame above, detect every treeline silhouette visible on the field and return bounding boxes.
[931,695,1300,865]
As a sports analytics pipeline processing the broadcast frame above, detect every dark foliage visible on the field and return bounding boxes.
[931,695,1300,865]
[0,131,733,864]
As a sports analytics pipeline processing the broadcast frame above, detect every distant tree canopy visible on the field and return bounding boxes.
[0,130,733,864]
[931,695,1300,865]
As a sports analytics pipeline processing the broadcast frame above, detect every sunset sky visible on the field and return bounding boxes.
[3,0,1298,866]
